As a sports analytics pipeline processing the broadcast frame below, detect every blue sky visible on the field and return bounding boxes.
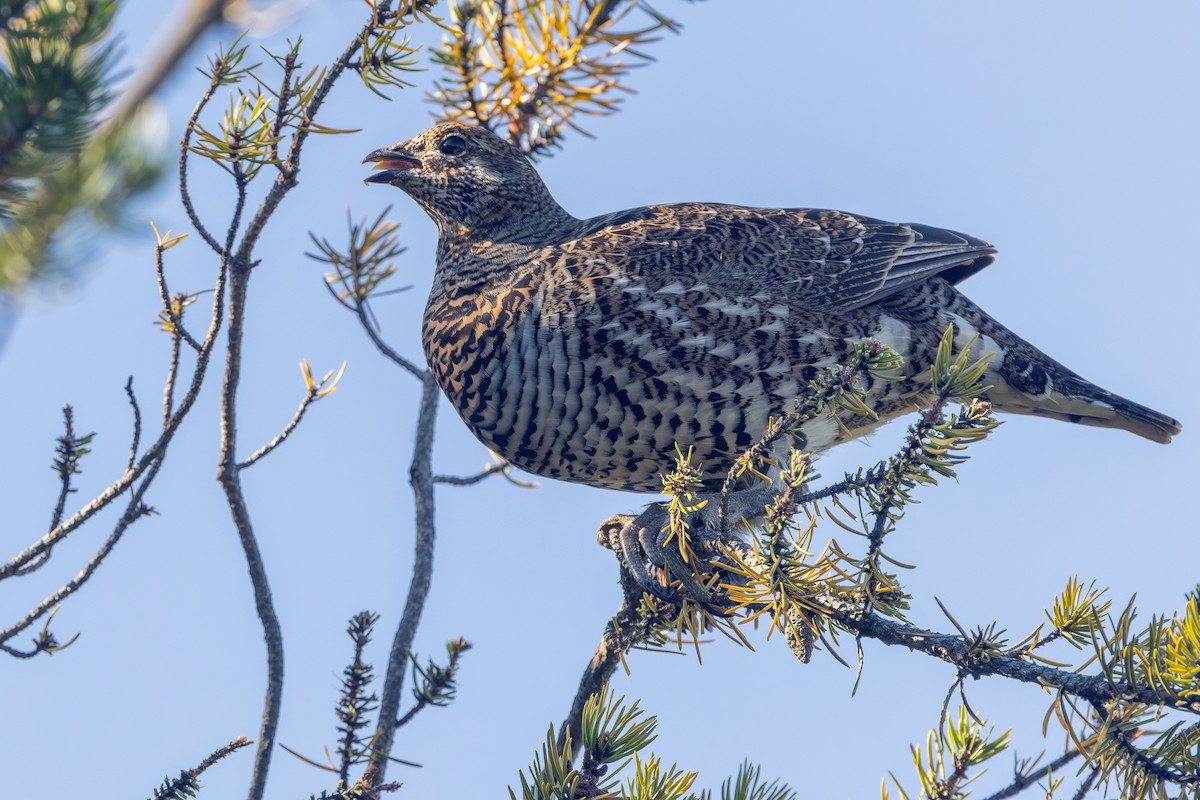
[2,1,1198,797]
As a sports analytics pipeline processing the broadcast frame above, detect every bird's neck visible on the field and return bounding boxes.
[435,190,582,246]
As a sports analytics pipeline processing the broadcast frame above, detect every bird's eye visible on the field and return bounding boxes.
[439,134,467,156]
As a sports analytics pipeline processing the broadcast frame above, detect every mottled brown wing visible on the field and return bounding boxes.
[587,203,996,313]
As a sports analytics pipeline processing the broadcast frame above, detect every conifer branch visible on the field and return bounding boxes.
[148,736,251,800]
[978,748,1083,800]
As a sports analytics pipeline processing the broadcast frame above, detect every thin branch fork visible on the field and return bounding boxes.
[3,197,229,640]
[232,0,409,266]
[185,6,420,792]
[1,217,230,582]
[179,73,226,255]
[1,448,165,649]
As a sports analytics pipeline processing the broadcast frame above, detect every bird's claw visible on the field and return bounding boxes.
[619,523,678,602]
[616,505,717,606]
[609,486,783,606]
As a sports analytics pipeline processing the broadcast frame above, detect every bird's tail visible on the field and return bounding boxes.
[993,375,1181,444]
[942,289,1181,444]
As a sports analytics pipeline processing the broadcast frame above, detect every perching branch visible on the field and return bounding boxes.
[557,543,652,758]
[2,208,229,582]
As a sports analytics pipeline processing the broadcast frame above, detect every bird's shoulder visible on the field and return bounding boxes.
[539,202,993,313]
[569,201,898,251]
[548,203,908,297]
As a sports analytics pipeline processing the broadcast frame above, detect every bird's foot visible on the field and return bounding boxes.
[601,486,779,606]
[595,506,711,605]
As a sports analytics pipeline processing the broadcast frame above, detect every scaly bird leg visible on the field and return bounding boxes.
[612,494,737,604]
[616,484,785,604]
[619,521,673,601]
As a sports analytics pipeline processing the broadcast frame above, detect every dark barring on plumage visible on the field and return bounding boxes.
[364,123,1180,599]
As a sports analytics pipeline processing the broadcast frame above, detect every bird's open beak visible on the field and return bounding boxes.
[363,148,422,184]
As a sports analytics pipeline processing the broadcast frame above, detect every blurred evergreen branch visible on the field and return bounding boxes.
[0,0,167,289]
[704,762,796,800]
[0,0,306,293]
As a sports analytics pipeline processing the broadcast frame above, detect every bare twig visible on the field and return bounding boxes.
[238,386,319,469]
[352,293,425,380]
[432,467,499,486]
[2,280,220,580]
[155,242,203,352]
[179,73,225,255]
[367,370,439,783]
[163,327,182,430]
[267,49,298,164]
[393,704,422,731]
[124,377,141,472]
[1070,766,1100,800]
[432,459,513,486]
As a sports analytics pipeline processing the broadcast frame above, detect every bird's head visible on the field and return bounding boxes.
[363,123,564,238]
